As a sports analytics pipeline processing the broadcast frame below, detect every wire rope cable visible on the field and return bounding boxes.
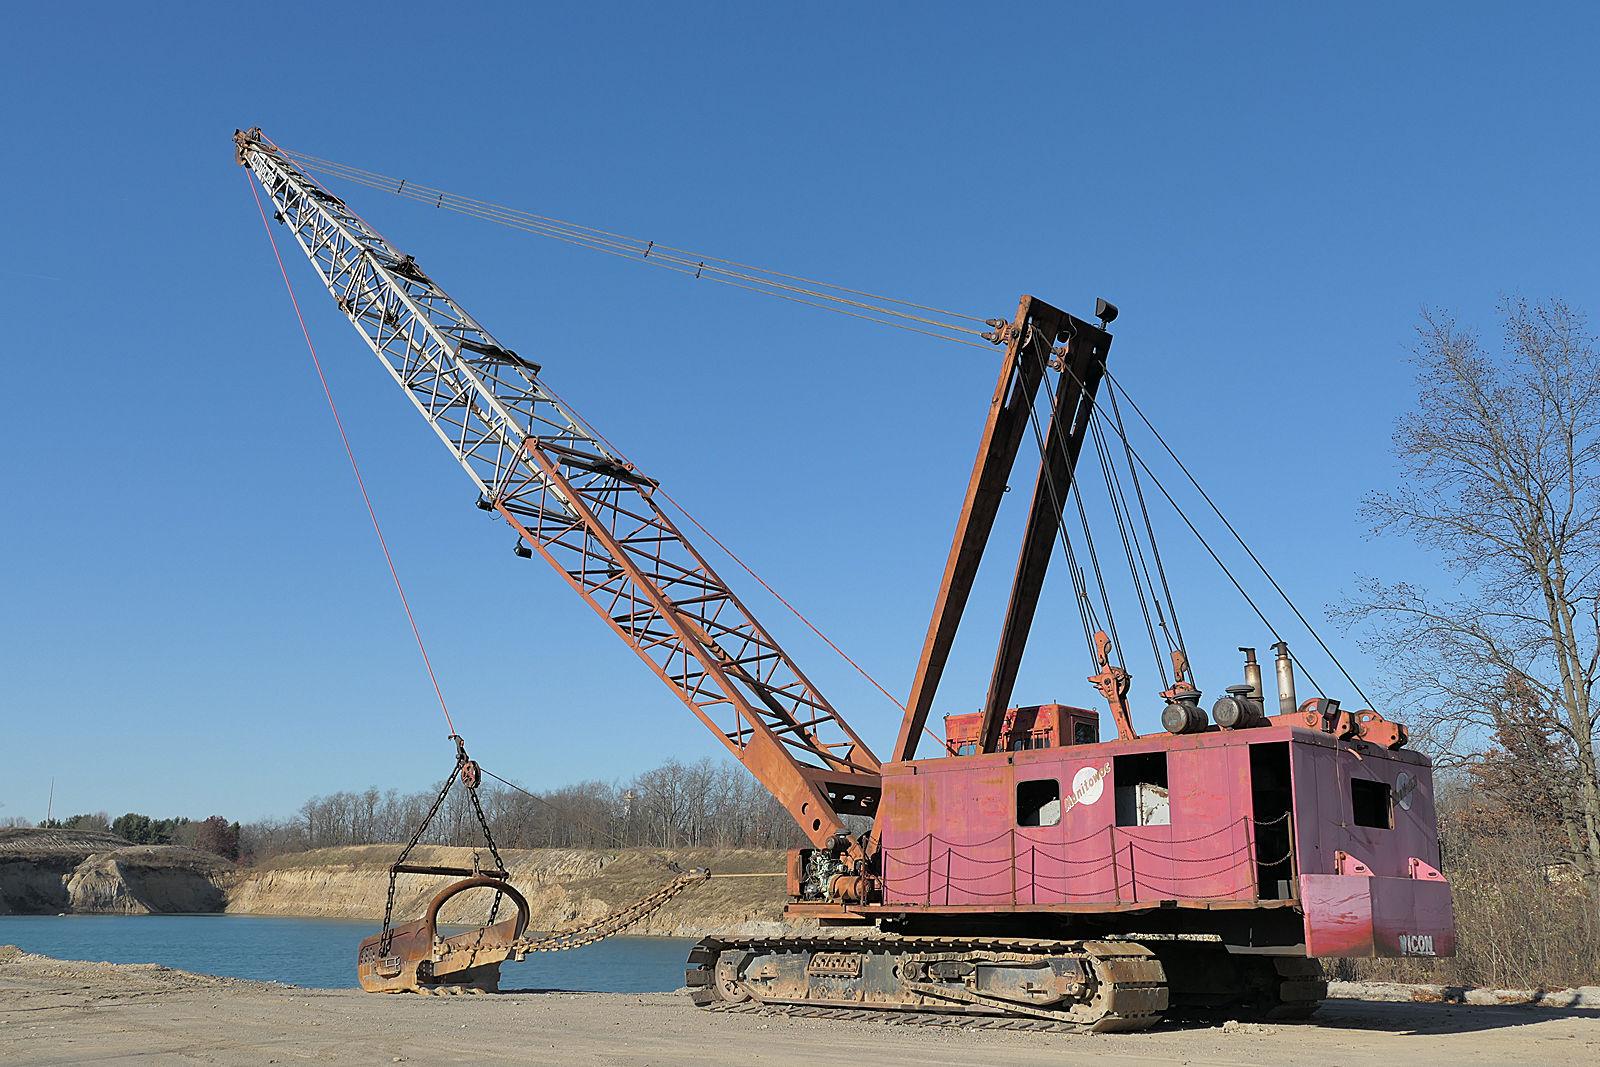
[279,145,989,321]
[1089,414,1170,689]
[253,132,1376,721]
[1089,404,1328,698]
[1015,331,1106,671]
[269,143,995,351]
[1103,379,1188,658]
[246,170,459,739]
[1101,369,1373,708]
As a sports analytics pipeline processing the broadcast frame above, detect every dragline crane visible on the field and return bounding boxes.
[237,128,1455,1031]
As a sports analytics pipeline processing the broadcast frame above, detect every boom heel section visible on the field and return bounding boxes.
[685,933,1168,1033]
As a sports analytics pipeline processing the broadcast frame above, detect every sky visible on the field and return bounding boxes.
[1,3,1596,824]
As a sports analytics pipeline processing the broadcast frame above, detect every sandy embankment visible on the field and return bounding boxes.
[0,823,792,935]
[2,947,1599,1066]
[0,829,229,915]
[226,845,794,937]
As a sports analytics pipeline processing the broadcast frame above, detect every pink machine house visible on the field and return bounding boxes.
[877,692,1454,962]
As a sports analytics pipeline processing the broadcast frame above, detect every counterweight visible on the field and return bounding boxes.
[236,129,881,848]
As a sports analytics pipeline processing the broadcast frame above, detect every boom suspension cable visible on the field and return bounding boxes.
[254,133,1376,724]
[1037,353,1338,702]
[1103,380,1188,658]
[271,142,994,351]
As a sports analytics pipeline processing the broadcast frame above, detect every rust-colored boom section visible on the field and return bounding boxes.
[236,129,879,847]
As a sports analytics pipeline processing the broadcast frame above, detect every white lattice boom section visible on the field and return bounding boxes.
[238,129,880,847]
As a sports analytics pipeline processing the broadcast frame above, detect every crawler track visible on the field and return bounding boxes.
[686,932,1168,1033]
[702,1000,1096,1033]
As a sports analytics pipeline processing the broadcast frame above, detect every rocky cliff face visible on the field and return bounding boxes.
[65,846,230,914]
[0,829,232,915]
[226,845,793,937]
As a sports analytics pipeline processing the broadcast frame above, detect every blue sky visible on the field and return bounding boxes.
[1,3,1595,823]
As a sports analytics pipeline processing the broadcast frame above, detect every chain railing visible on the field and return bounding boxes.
[881,811,1296,907]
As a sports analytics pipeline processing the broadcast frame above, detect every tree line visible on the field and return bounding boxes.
[237,756,805,864]
[18,812,243,861]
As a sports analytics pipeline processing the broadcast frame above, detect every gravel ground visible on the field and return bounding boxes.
[1,947,1597,1066]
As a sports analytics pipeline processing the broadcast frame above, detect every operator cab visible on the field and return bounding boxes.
[942,702,1101,755]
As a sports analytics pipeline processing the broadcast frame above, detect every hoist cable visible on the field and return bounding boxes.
[1097,412,1178,658]
[1091,415,1170,689]
[526,377,950,754]
[256,133,1373,720]
[478,766,625,848]
[1087,404,1328,699]
[258,138,952,758]
[1101,370,1374,709]
[652,482,954,755]
[1016,334,1106,669]
[1103,379,1188,659]
[247,170,458,739]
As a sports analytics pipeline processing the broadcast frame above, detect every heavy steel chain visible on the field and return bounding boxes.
[507,867,709,954]
[380,734,501,956]
[464,760,508,930]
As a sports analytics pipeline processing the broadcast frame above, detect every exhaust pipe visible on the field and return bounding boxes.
[1238,646,1263,700]
[1272,641,1297,713]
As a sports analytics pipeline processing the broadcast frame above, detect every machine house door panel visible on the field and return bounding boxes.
[1249,742,1296,900]
[1110,746,1256,903]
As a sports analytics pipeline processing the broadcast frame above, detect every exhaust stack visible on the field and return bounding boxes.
[1272,641,1297,713]
[1239,646,1263,700]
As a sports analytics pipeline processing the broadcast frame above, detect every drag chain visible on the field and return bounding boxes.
[507,867,709,955]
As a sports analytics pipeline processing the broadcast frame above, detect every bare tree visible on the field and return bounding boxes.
[1340,298,1600,910]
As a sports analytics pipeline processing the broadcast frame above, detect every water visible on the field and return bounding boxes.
[0,915,696,991]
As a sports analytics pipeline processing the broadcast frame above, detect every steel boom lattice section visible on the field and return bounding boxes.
[237,130,880,846]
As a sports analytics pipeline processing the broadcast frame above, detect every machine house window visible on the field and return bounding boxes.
[1351,777,1392,829]
[1114,752,1171,827]
[1017,778,1061,827]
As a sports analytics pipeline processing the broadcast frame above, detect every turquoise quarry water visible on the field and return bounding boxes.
[0,914,696,991]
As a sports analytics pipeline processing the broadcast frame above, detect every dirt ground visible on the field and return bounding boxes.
[1,949,1597,1066]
